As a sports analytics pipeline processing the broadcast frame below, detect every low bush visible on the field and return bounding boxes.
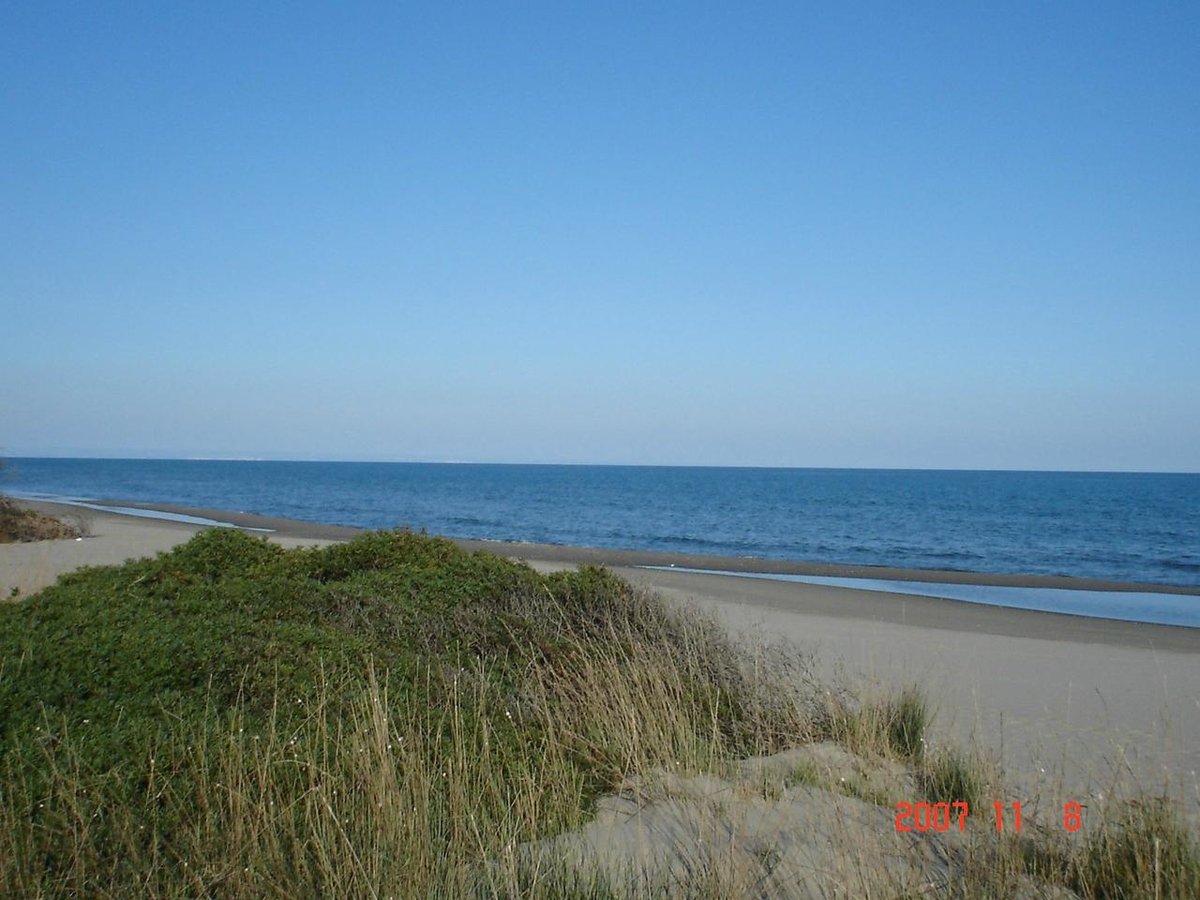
[0,495,80,543]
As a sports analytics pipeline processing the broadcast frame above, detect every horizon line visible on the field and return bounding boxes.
[5,454,1198,476]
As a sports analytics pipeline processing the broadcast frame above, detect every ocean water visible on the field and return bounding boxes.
[7,458,1199,591]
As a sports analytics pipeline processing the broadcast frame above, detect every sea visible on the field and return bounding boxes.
[6,458,1200,625]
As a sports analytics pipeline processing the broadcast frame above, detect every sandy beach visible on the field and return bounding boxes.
[5,498,1199,818]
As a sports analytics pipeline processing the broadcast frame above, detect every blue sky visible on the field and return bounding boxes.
[3,2,1197,470]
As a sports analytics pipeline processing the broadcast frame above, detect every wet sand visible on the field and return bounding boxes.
[5,498,1199,814]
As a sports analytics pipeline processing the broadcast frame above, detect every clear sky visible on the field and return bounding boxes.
[3,2,1197,471]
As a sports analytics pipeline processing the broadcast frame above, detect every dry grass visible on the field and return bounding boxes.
[4,647,1196,897]
[0,632,820,897]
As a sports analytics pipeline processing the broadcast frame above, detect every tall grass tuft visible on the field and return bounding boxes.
[1070,796,1200,900]
[884,685,929,761]
[830,682,929,763]
[920,748,985,808]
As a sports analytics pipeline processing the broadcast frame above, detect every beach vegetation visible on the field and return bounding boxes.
[884,684,929,761]
[1069,796,1200,899]
[920,747,986,808]
[0,493,82,543]
[827,681,929,762]
[0,528,819,895]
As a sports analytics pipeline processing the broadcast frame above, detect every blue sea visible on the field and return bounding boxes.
[7,458,1199,592]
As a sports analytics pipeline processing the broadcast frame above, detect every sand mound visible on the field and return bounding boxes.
[520,743,1080,899]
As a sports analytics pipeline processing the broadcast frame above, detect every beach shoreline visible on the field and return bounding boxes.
[9,497,1198,649]
[31,495,1200,595]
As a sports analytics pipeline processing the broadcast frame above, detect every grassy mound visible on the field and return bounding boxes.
[0,529,816,895]
[1,529,791,769]
[0,495,81,543]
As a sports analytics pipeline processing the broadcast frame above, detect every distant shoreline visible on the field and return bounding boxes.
[11,460,1198,591]
[38,495,1200,598]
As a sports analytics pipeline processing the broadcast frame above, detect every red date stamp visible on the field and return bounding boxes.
[895,801,1083,833]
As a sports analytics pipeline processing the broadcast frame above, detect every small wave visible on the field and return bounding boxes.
[642,534,722,549]
[448,516,502,528]
[922,549,984,562]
